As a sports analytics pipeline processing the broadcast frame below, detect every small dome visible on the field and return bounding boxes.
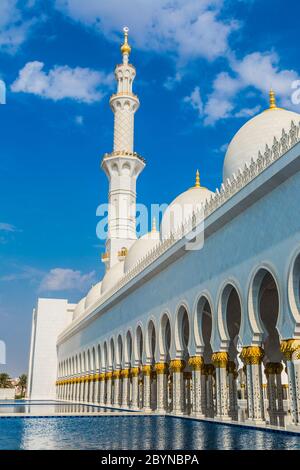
[124,229,160,273]
[101,261,125,294]
[161,174,213,240]
[85,282,102,309]
[223,105,300,181]
[73,297,86,321]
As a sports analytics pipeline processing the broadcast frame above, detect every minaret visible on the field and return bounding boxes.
[101,27,145,270]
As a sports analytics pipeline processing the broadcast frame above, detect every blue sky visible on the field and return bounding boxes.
[1,0,300,376]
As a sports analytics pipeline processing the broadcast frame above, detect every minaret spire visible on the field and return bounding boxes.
[121,27,131,65]
[101,28,146,270]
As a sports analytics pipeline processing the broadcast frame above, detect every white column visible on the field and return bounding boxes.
[265,363,277,425]
[113,370,122,407]
[203,365,215,417]
[142,365,152,412]
[79,379,84,402]
[241,346,265,424]
[281,340,300,427]
[170,360,185,415]
[121,369,131,408]
[188,356,205,417]
[99,374,106,406]
[106,372,113,406]
[227,361,238,420]
[131,368,140,409]
[151,371,157,411]
[293,358,300,424]
[84,379,89,402]
[155,363,168,413]
[212,352,230,420]
[88,377,94,403]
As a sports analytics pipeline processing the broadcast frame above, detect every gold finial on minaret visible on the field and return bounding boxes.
[269,88,277,109]
[195,169,201,188]
[121,26,131,56]
[152,217,157,233]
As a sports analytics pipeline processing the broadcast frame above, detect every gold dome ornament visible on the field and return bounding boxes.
[195,169,201,188]
[269,88,277,109]
[121,26,131,56]
[268,88,281,111]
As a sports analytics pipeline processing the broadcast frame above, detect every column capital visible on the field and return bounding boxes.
[130,367,140,377]
[280,339,300,361]
[105,371,113,380]
[212,352,229,368]
[240,346,264,365]
[113,370,121,379]
[170,359,185,372]
[154,362,168,375]
[120,368,131,378]
[142,365,152,376]
[188,356,204,371]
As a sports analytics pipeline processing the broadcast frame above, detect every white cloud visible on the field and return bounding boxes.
[55,0,239,62]
[0,0,38,53]
[183,86,203,115]
[234,105,261,118]
[164,72,183,90]
[11,61,113,103]
[186,52,299,126]
[75,115,84,125]
[213,142,228,154]
[39,268,96,292]
[0,223,18,232]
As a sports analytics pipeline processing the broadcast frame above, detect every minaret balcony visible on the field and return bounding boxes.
[102,151,146,164]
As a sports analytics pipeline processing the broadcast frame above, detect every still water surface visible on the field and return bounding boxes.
[0,415,299,450]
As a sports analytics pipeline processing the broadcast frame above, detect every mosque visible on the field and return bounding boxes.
[27,28,300,430]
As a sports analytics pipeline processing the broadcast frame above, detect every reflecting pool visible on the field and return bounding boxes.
[0,415,299,450]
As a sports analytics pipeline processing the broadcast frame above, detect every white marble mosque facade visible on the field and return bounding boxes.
[28,29,300,430]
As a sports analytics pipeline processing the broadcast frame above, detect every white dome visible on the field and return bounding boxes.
[73,297,86,321]
[161,184,213,240]
[124,231,160,273]
[85,281,102,309]
[223,107,300,181]
[101,261,124,294]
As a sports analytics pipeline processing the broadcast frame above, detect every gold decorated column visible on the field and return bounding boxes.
[212,352,230,420]
[170,359,186,415]
[121,369,131,408]
[188,356,205,417]
[240,346,265,423]
[155,362,169,412]
[281,339,300,426]
[142,365,152,412]
[130,367,140,409]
